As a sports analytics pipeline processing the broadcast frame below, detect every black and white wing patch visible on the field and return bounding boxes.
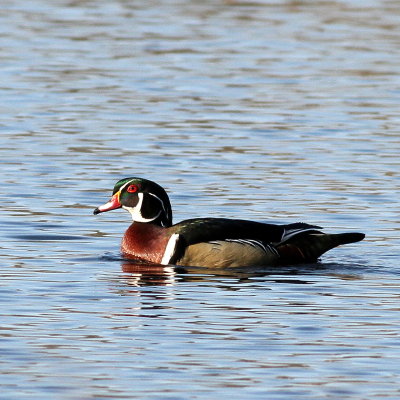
[279,223,323,244]
[223,238,280,257]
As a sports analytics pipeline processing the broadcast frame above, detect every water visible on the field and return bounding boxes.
[1,1,399,399]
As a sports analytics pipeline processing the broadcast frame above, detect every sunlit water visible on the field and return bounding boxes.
[1,1,399,399]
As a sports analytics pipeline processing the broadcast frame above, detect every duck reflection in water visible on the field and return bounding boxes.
[120,260,179,286]
[119,259,327,287]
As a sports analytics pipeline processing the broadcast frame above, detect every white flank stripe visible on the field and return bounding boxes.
[161,234,180,265]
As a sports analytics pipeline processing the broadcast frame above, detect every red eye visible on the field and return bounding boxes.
[127,184,138,193]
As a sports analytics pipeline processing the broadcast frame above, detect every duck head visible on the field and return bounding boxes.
[93,177,172,227]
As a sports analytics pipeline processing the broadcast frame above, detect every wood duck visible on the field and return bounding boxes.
[93,177,365,268]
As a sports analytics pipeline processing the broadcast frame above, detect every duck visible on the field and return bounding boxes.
[93,177,365,268]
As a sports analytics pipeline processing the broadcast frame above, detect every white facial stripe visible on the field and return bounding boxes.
[161,234,180,265]
[120,182,169,224]
[147,192,169,227]
[148,192,168,214]
[119,179,137,192]
[123,192,161,222]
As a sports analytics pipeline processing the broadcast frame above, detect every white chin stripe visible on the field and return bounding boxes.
[123,193,161,222]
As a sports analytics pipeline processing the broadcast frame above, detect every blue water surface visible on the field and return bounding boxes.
[1,1,399,399]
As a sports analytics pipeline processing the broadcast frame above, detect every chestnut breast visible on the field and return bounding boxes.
[121,222,170,264]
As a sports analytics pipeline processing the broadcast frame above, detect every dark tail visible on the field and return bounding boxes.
[276,232,365,263]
